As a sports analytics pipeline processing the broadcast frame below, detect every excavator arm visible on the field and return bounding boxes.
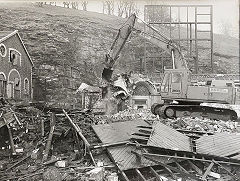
[102,14,136,83]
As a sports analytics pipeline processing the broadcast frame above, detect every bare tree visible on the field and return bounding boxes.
[116,0,140,18]
[144,5,170,23]
[103,0,114,15]
[117,0,125,17]
[49,2,56,6]
[36,2,44,7]
[81,1,88,11]
[71,2,79,9]
[63,2,70,8]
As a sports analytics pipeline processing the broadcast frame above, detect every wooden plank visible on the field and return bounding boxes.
[41,119,44,137]
[88,147,96,166]
[212,160,240,181]
[202,162,214,180]
[9,108,22,127]
[162,164,178,180]
[6,154,31,171]
[74,131,82,153]
[0,111,15,128]
[131,135,149,141]
[135,169,147,181]
[149,166,163,181]
[143,154,201,181]
[91,141,128,149]
[3,117,16,155]
[175,161,189,174]
[142,152,240,166]
[122,170,130,181]
[132,132,151,137]
[42,113,56,162]
[63,109,90,147]
[187,160,203,175]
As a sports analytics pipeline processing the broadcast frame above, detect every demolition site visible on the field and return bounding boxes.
[0,1,239,181]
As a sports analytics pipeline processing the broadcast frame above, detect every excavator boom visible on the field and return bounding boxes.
[102,14,136,83]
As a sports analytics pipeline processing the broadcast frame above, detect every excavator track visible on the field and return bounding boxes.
[152,104,239,121]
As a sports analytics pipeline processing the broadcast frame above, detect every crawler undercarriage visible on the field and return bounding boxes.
[151,103,239,121]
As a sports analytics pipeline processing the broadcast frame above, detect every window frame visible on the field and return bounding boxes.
[24,78,29,95]
[9,48,21,66]
[0,43,7,57]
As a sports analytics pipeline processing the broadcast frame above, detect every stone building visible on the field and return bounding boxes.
[129,80,162,109]
[0,30,33,101]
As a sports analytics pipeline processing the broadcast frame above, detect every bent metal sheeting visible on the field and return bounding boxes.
[92,120,170,170]
[147,121,192,152]
[196,133,240,159]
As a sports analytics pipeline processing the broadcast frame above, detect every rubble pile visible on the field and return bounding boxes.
[164,117,240,133]
[0,105,115,181]
[95,108,158,123]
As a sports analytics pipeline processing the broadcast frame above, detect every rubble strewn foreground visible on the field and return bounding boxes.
[1,104,240,181]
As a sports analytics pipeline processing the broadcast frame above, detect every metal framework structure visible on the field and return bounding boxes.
[144,5,213,74]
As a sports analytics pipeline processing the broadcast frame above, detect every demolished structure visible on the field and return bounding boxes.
[0,3,239,181]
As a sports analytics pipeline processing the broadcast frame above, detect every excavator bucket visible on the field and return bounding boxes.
[102,67,113,83]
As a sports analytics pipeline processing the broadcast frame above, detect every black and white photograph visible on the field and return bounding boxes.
[0,0,239,180]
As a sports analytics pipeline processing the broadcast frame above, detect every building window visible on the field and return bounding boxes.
[9,48,21,66]
[0,73,7,97]
[14,77,20,90]
[24,78,29,95]
[0,44,7,57]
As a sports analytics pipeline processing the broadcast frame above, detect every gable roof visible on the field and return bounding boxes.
[0,30,34,66]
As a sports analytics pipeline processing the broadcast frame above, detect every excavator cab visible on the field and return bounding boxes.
[161,69,190,101]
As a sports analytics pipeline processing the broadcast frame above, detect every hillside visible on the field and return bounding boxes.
[0,3,239,106]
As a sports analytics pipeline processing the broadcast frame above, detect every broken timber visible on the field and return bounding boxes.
[42,113,56,162]
[63,109,90,147]
[142,154,201,181]
[142,152,240,166]
[62,109,96,165]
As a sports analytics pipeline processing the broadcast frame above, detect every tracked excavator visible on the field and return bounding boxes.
[101,14,239,120]
[144,22,240,121]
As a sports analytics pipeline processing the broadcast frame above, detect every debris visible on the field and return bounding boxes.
[107,172,118,181]
[6,154,31,171]
[4,118,16,155]
[42,113,56,162]
[208,171,221,179]
[31,148,40,160]
[55,160,67,168]
[63,109,90,147]
[42,166,62,181]
[86,167,105,181]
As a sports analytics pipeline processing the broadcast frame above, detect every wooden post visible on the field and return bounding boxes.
[202,162,214,180]
[3,117,16,155]
[42,113,56,162]
[63,109,90,147]
[9,108,22,128]
[6,124,16,155]
[41,119,44,137]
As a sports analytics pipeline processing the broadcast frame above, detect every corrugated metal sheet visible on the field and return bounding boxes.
[92,120,170,170]
[92,120,149,143]
[108,145,159,170]
[147,121,191,152]
[196,133,240,160]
